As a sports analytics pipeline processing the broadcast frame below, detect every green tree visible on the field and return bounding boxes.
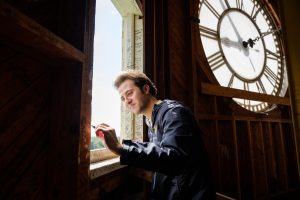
[90,136,105,150]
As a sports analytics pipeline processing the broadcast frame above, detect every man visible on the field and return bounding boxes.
[95,70,215,200]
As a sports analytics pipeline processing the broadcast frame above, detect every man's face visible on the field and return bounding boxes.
[118,79,151,115]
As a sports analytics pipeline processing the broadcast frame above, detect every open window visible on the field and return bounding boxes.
[90,0,144,165]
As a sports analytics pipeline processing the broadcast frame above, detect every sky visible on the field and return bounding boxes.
[91,0,122,136]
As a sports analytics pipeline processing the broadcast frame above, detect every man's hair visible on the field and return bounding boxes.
[114,70,157,97]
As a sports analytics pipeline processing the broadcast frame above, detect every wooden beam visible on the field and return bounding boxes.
[0,2,85,63]
[197,114,292,123]
[201,82,290,106]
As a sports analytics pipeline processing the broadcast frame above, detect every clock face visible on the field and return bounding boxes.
[198,0,288,112]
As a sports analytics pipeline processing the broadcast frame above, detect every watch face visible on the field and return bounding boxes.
[198,0,288,112]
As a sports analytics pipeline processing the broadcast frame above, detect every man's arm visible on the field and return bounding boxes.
[120,107,203,175]
[95,123,123,155]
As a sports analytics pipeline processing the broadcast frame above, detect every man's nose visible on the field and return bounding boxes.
[124,97,132,105]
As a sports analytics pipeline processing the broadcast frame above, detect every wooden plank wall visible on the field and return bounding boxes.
[0,44,82,199]
[1,0,299,199]
[0,43,51,199]
[156,0,300,199]
[279,0,300,181]
[0,0,90,199]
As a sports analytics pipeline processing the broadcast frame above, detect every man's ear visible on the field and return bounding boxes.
[143,84,150,94]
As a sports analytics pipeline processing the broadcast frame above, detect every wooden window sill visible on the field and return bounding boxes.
[89,157,126,179]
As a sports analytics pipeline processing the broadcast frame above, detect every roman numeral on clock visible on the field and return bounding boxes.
[236,0,244,10]
[222,0,231,9]
[266,49,281,61]
[207,51,225,71]
[203,0,221,19]
[264,66,277,86]
[250,5,262,20]
[256,79,267,94]
[227,74,235,88]
[199,25,218,40]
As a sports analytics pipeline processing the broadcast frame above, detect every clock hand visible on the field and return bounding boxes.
[248,57,256,72]
[221,37,242,51]
[221,36,252,57]
[243,27,281,48]
[221,35,259,52]
[219,0,244,43]
[219,1,251,57]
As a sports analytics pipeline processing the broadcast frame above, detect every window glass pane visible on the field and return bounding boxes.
[91,0,122,150]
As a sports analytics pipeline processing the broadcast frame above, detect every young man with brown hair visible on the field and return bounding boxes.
[95,70,215,200]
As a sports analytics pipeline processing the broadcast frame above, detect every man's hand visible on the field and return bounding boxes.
[95,123,123,155]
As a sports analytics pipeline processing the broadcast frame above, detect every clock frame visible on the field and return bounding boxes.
[198,0,288,112]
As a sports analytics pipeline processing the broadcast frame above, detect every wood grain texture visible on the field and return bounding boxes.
[0,0,299,199]
[0,2,85,62]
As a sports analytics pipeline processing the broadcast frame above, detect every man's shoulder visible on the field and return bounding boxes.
[162,99,193,112]
[154,100,197,128]
[162,99,184,108]
[157,99,192,118]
